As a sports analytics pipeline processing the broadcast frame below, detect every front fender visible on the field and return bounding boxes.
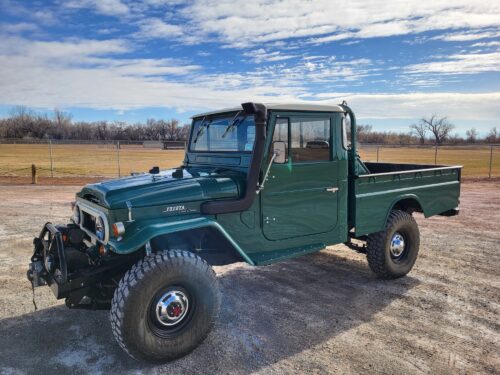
[107,216,254,265]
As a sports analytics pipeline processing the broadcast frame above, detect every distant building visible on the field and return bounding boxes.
[143,141,186,149]
[143,141,164,149]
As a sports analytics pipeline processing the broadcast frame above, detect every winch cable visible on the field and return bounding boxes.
[32,281,38,311]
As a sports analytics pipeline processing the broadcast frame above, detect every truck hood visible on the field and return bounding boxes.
[77,168,245,210]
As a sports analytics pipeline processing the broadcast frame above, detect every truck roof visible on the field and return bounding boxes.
[191,103,345,118]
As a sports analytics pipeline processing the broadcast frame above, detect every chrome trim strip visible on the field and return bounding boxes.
[357,165,462,178]
[74,201,110,244]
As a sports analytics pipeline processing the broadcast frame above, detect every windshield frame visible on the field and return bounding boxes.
[188,112,256,153]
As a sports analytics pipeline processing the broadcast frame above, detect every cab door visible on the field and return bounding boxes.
[261,113,339,241]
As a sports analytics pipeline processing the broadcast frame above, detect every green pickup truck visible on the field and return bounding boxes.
[28,102,461,362]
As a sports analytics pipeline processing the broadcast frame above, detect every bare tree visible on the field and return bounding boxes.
[485,127,498,143]
[51,108,73,139]
[8,105,35,137]
[466,128,478,143]
[354,124,373,143]
[419,115,455,145]
[53,108,72,127]
[410,123,427,144]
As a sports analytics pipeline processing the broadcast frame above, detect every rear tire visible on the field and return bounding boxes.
[110,250,220,363]
[366,210,420,279]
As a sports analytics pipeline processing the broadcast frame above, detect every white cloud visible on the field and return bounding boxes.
[103,59,201,76]
[1,0,57,24]
[0,26,499,126]
[134,18,183,39]
[243,49,298,64]
[0,35,201,84]
[141,0,185,6]
[432,30,500,42]
[64,0,129,16]
[3,33,497,124]
[170,0,500,47]
[311,92,500,121]
[0,37,130,66]
[1,22,39,33]
[472,41,500,47]
[406,52,500,75]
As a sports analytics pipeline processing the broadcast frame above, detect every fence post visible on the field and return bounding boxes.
[49,139,54,178]
[376,146,380,162]
[31,164,37,184]
[116,140,121,178]
[434,144,438,165]
[489,145,493,179]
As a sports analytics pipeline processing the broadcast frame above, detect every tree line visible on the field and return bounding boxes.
[0,106,498,145]
[351,115,497,145]
[0,106,190,141]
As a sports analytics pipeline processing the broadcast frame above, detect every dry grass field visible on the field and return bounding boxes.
[0,143,498,179]
[359,145,500,177]
[0,144,185,178]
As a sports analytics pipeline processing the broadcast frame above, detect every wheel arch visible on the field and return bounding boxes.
[384,194,425,226]
[149,226,247,266]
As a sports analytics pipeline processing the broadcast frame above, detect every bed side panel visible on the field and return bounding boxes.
[354,167,461,236]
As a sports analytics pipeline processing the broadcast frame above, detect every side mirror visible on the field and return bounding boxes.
[272,141,287,164]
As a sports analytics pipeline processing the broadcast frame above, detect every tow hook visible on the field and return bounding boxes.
[28,261,46,287]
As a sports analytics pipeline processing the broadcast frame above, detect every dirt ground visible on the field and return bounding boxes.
[0,182,498,374]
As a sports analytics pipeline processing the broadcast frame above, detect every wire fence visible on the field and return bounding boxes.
[358,144,500,178]
[0,139,499,180]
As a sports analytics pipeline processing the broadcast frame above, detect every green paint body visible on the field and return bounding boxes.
[76,109,461,266]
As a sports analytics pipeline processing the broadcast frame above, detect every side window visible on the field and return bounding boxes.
[342,114,350,149]
[273,117,289,142]
[290,117,331,162]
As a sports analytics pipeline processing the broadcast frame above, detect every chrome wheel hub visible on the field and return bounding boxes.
[155,290,189,327]
[390,232,406,258]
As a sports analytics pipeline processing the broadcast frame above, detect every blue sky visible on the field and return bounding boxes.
[0,0,499,135]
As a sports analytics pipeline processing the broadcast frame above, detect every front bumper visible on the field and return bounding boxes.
[28,223,69,298]
[28,222,139,308]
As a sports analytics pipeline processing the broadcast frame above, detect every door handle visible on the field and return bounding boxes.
[326,187,339,193]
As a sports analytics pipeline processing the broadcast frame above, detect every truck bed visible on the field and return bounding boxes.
[352,162,462,236]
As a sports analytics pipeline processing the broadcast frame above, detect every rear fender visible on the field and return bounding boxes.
[384,194,425,226]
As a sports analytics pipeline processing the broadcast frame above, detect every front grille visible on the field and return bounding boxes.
[82,193,101,205]
[82,211,96,234]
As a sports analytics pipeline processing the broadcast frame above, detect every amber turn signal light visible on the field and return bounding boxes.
[112,222,125,237]
[98,245,107,256]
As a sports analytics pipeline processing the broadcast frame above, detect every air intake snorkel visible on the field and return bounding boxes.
[201,102,267,215]
[338,101,357,177]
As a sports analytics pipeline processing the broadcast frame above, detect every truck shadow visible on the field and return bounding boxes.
[0,250,418,374]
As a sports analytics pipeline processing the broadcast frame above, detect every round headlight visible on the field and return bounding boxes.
[72,205,81,225]
[95,216,105,241]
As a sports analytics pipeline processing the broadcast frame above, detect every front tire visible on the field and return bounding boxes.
[110,250,220,363]
[366,210,420,279]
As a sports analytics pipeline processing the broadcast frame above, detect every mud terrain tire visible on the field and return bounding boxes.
[110,250,220,363]
[366,210,420,279]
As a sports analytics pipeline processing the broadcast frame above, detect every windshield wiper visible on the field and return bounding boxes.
[192,116,211,143]
[221,111,245,138]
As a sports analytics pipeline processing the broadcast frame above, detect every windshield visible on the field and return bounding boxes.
[189,113,255,152]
